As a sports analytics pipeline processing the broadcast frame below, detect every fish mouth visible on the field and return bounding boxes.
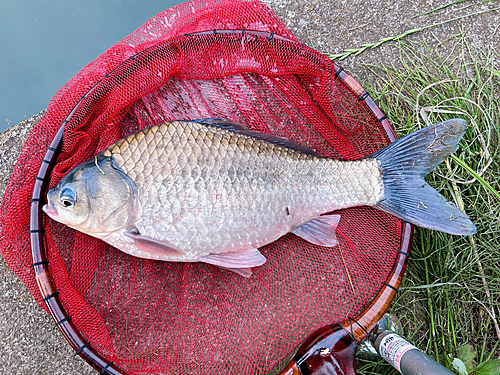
[42,201,58,219]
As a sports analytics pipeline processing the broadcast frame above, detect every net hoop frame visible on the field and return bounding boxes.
[28,30,413,375]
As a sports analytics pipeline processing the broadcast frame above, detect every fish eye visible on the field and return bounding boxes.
[60,187,76,208]
[62,200,73,207]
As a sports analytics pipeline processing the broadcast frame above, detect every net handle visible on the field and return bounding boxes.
[30,121,127,375]
[28,30,412,375]
[334,63,413,341]
[278,225,412,375]
[29,56,131,373]
[333,63,414,340]
[277,66,413,374]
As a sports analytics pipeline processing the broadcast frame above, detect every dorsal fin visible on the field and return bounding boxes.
[193,118,322,157]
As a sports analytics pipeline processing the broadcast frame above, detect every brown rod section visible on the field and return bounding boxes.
[277,65,413,375]
[188,29,294,42]
[340,224,412,340]
[280,362,303,375]
[29,122,128,375]
[29,56,134,373]
[335,62,413,342]
[278,226,412,375]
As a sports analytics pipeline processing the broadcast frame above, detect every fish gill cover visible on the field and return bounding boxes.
[0,0,402,373]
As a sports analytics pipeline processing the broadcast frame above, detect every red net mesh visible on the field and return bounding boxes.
[0,1,402,373]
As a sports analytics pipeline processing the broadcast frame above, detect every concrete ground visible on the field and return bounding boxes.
[1,1,499,374]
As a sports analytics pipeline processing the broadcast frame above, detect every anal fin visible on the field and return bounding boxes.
[220,267,254,278]
[199,247,266,272]
[291,214,340,247]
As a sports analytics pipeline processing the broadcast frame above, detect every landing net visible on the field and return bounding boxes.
[0,1,405,373]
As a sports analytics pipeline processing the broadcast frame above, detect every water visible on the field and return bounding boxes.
[0,0,182,133]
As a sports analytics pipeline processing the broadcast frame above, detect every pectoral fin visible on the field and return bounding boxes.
[124,231,184,257]
[291,214,340,247]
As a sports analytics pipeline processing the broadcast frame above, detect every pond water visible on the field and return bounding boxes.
[0,0,182,132]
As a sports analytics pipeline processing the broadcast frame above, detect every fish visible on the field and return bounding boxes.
[43,118,476,277]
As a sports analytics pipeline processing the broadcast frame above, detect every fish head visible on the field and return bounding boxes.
[43,157,136,237]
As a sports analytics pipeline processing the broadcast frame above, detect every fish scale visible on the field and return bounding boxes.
[100,120,383,261]
[44,119,476,276]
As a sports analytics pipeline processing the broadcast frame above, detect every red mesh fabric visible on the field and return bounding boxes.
[0,0,402,373]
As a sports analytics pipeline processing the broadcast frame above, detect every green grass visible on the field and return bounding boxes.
[350,32,500,374]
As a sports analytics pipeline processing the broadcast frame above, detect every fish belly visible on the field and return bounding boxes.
[103,121,383,261]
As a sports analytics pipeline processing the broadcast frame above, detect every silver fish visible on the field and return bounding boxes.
[43,118,476,277]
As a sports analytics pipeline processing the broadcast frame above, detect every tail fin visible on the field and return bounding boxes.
[371,119,476,235]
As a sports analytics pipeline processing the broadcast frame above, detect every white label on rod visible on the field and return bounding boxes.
[379,333,418,373]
